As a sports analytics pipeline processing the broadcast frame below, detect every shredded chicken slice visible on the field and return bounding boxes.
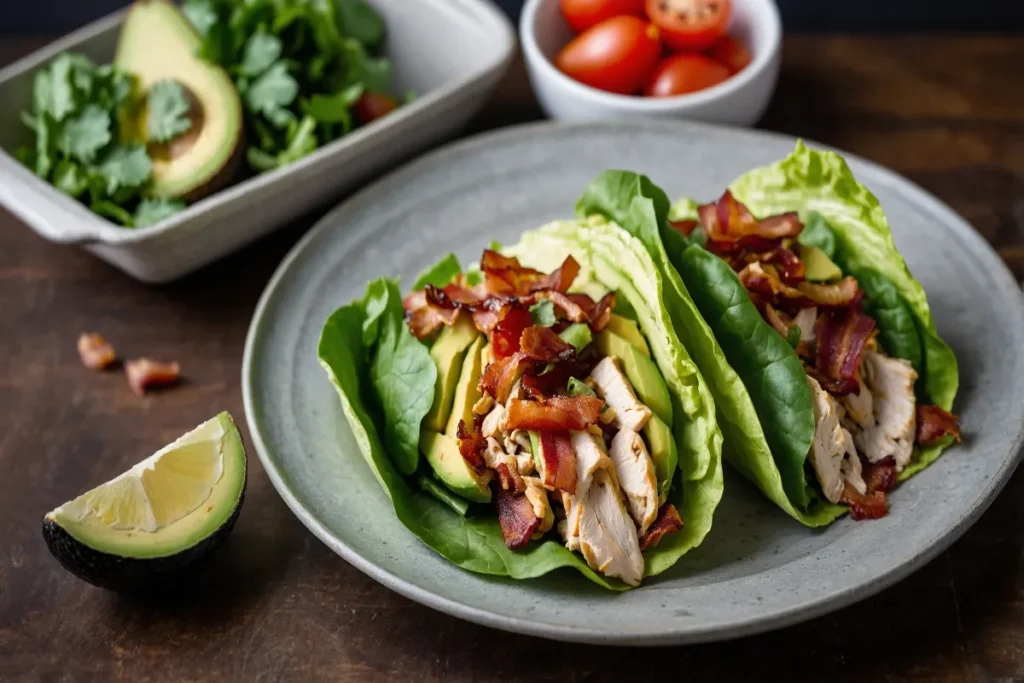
[523,476,554,539]
[484,437,519,476]
[481,403,506,438]
[807,376,867,504]
[841,370,875,433]
[588,357,652,432]
[560,431,644,586]
[856,351,918,470]
[608,430,658,535]
[473,394,495,416]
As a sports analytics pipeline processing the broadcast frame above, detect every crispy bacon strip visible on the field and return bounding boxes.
[536,290,589,323]
[740,262,860,309]
[590,292,616,332]
[495,462,527,495]
[538,430,577,494]
[491,307,534,360]
[494,484,541,550]
[698,191,802,252]
[403,289,462,339]
[456,419,487,474]
[815,307,875,397]
[520,326,576,363]
[481,250,580,297]
[519,360,593,399]
[125,359,180,396]
[762,247,805,284]
[505,396,603,431]
[916,405,962,445]
[478,352,533,404]
[841,457,896,520]
[669,219,698,236]
[864,457,898,494]
[471,306,504,333]
[77,333,116,370]
[639,504,684,551]
[536,255,580,294]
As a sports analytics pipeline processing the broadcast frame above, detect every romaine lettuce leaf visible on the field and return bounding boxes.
[578,172,840,526]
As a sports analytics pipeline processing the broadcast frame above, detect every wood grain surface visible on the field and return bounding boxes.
[1,35,1022,682]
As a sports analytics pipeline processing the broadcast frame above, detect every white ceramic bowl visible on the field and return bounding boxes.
[520,0,781,126]
[0,0,515,283]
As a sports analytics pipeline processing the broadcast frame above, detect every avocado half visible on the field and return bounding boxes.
[42,412,247,591]
[115,0,244,201]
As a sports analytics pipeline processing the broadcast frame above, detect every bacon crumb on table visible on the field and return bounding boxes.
[125,359,181,396]
[77,333,117,370]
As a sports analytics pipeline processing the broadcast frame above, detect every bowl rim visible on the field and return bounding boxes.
[519,0,781,110]
[0,0,516,246]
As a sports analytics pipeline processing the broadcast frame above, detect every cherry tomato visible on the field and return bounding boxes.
[353,91,397,124]
[560,0,645,33]
[644,0,730,52]
[643,54,730,97]
[555,16,662,95]
[707,35,751,74]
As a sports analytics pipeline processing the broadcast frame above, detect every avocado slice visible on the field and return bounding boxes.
[595,329,673,426]
[605,313,651,357]
[425,315,480,433]
[420,431,491,503]
[115,0,243,201]
[642,414,678,498]
[42,412,246,590]
[445,336,486,437]
[800,245,843,282]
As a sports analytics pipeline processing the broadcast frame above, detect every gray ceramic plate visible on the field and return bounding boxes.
[242,120,1024,645]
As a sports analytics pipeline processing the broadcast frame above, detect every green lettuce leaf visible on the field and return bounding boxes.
[504,218,724,573]
[728,142,959,476]
[577,172,839,526]
[412,253,461,290]
[318,292,622,589]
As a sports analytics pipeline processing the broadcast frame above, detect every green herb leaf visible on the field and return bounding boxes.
[98,145,152,195]
[33,112,56,179]
[146,81,194,143]
[182,0,218,36]
[307,84,363,124]
[245,62,299,116]
[41,54,77,122]
[91,199,135,227]
[52,160,89,198]
[335,0,386,49]
[59,104,112,163]
[558,322,592,352]
[134,197,186,227]
[239,31,282,77]
[341,39,391,92]
[567,377,596,399]
[529,300,557,327]
[246,147,278,172]
[277,114,318,165]
[786,325,801,349]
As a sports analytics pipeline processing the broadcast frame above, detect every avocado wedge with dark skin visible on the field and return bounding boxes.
[115,0,244,201]
[42,412,247,591]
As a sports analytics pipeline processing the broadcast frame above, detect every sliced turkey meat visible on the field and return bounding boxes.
[807,376,867,504]
[588,356,652,432]
[608,430,659,535]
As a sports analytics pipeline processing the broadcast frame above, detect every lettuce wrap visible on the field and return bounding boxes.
[576,143,960,525]
[318,218,723,588]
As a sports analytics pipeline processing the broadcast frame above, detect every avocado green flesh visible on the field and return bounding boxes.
[595,329,673,427]
[643,415,678,497]
[424,316,480,432]
[45,412,247,560]
[800,245,843,281]
[605,314,651,357]
[420,431,491,503]
[444,336,486,437]
[115,0,243,199]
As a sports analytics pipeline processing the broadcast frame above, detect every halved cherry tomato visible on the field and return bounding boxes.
[353,91,398,124]
[645,0,730,52]
[560,0,646,33]
[707,35,751,74]
[643,54,730,97]
[555,16,662,95]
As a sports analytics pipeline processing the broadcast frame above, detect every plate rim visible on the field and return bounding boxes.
[242,119,1024,645]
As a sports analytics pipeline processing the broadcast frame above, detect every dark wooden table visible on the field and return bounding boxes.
[2,35,1022,682]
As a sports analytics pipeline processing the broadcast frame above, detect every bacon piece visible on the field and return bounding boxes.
[536,255,580,294]
[494,484,541,550]
[77,333,116,370]
[698,191,802,252]
[814,307,876,397]
[537,290,589,323]
[841,457,897,520]
[864,457,898,494]
[639,504,684,551]
[495,462,526,495]
[916,405,962,445]
[520,326,576,363]
[537,430,577,494]
[589,292,616,332]
[491,307,534,360]
[763,303,791,337]
[739,262,860,309]
[519,359,593,399]
[125,359,180,396]
[456,419,488,474]
[471,306,504,333]
[505,396,603,431]
[403,289,462,339]
[481,250,580,297]
[762,247,805,284]
[479,352,533,403]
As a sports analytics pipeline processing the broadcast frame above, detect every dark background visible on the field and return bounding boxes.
[4,0,1024,33]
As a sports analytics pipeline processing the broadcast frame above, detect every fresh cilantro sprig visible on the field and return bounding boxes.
[15,53,186,228]
[183,0,402,172]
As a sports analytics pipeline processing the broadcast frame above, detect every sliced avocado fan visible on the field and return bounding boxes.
[43,412,246,590]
